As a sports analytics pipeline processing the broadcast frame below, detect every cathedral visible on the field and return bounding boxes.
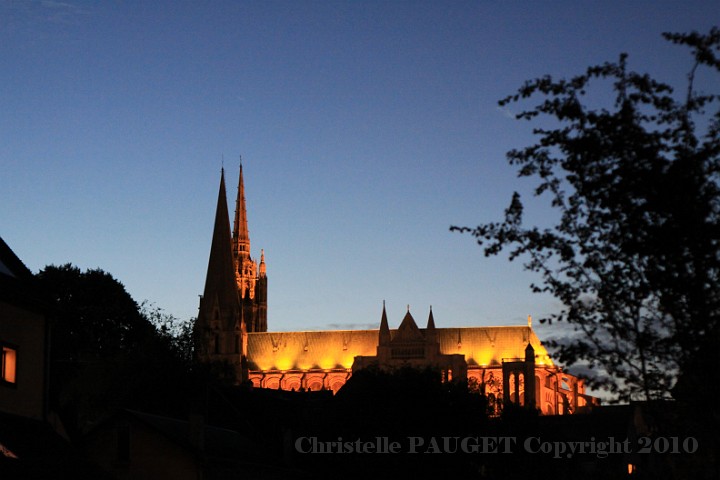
[194,167,598,415]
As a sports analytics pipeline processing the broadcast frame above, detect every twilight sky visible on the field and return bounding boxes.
[1,1,718,336]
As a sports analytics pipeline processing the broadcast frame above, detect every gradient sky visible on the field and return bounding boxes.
[1,1,718,338]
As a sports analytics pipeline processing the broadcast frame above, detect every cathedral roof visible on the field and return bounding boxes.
[246,325,554,371]
[247,329,378,371]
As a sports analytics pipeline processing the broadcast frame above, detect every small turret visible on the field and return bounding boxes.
[425,306,437,343]
[379,301,390,346]
[525,342,535,364]
[259,249,266,277]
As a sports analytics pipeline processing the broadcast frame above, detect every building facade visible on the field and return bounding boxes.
[194,168,597,415]
[0,237,49,420]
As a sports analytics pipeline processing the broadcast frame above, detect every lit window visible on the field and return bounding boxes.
[2,346,17,384]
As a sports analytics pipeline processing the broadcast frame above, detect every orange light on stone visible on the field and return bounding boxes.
[274,355,294,371]
[318,357,333,370]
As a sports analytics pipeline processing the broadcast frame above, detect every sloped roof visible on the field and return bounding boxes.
[247,330,378,371]
[247,325,554,371]
[437,326,553,366]
[0,236,46,312]
[0,237,32,280]
[394,311,424,343]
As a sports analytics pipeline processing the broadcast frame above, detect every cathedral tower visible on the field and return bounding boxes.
[232,164,267,333]
[194,165,267,382]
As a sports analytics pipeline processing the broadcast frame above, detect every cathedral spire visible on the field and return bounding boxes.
[200,168,240,324]
[233,162,250,261]
[196,164,268,378]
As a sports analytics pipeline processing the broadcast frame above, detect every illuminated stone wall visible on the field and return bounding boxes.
[243,325,597,413]
[247,326,553,372]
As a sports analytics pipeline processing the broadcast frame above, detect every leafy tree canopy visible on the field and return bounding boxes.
[38,264,155,361]
[453,28,720,404]
[37,264,200,437]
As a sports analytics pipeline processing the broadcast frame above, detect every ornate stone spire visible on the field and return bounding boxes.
[233,162,250,262]
[232,162,258,299]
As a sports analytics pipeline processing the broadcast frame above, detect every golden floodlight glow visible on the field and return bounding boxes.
[247,326,561,395]
[318,355,345,370]
[273,355,294,371]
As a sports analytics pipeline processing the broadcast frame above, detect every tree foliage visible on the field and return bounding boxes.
[141,301,195,366]
[37,264,202,437]
[38,264,155,360]
[452,29,720,403]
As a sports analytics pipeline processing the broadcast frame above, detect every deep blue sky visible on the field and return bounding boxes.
[1,1,717,335]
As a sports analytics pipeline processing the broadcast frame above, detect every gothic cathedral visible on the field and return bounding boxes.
[194,166,598,415]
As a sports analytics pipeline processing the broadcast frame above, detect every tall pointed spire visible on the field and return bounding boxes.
[233,161,250,261]
[201,168,240,312]
[232,161,259,300]
[196,164,267,381]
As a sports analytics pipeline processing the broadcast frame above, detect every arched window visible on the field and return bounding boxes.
[517,372,525,406]
[264,377,280,390]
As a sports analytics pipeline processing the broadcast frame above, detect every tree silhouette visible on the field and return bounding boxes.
[37,264,204,438]
[452,28,720,404]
